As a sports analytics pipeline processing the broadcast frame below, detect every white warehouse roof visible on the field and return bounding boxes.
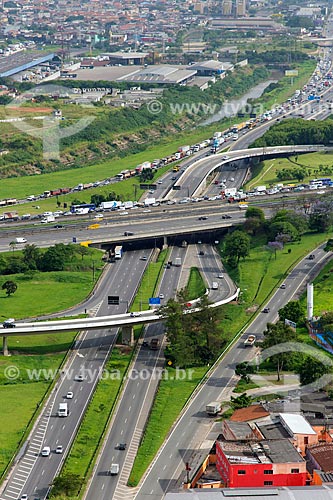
[279,413,316,435]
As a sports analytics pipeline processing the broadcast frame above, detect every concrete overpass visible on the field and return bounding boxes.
[0,289,240,354]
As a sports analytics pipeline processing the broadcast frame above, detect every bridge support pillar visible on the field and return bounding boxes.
[121,326,134,346]
[2,336,9,356]
[163,236,168,248]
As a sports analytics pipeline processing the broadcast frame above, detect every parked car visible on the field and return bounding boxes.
[263,307,270,313]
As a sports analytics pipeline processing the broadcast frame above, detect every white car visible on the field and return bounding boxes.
[21,495,28,500]
[159,293,165,299]
[118,211,128,215]
[55,445,63,454]
[41,446,51,457]
[66,391,73,399]
[43,211,53,217]
[143,209,151,213]
[94,214,103,219]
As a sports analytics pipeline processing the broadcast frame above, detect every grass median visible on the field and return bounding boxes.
[186,267,207,300]
[128,365,207,487]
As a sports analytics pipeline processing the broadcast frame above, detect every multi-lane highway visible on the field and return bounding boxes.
[0,249,150,500]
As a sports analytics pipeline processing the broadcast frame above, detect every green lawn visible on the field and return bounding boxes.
[233,378,259,393]
[128,365,208,487]
[244,151,333,190]
[0,382,50,475]
[300,257,333,315]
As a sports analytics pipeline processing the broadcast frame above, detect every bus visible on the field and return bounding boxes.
[70,203,96,214]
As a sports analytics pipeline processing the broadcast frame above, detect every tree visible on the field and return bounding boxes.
[245,206,265,221]
[324,238,333,252]
[299,357,330,385]
[278,301,304,325]
[224,230,250,265]
[2,280,18,297]
[23,244,41,270]
[51,473,82,497]
[262,321,298,381]
[230,393,252,409]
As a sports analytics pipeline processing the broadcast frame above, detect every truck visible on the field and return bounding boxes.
[178,145,190,154]
[15,237,27,244]
[174,257,182,267]
[109,463,119,476]
[150,338,160,350]
[223,187,237,198]
[144,197,155,206]
[114,245,123,259]
[254,185,266,193]
[244,334,256,347]
[100,201,121,210]
[58,402,68,417]
[124,201,134,209]
[206,401,221,416]
[41,215,55,223]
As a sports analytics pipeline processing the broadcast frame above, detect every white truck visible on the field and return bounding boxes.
[15,237,27,244]
[58,402,68,417]
[41,215,55,223]
[110,463,119,476]
[144,198,155,206]
[206,401,221,416]
[100,201,121,210]
[254,185,267,193]
[174,257,182,267]
[244,334,256,347]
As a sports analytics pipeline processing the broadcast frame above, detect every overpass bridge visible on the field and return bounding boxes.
[0,289,240,354]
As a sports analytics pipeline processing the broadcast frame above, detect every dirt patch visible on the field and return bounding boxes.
[246,304,259,314]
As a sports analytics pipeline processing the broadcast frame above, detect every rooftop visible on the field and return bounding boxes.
[219,439,304,465]
[279,413,316,435]
[257,422,291,440]
[230,404,270,423]
[165,486,333,499]
[308,443,333,472]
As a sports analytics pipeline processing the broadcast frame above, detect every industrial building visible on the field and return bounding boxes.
[0,51,56,78]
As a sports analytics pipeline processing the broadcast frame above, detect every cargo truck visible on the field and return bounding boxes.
[58,402,68,417]
[150,338,160,350]
[244,334,256,346]
[206,401,221,416]
[41,215,55,223]
[109,463,119,476]
[174,257,182,267]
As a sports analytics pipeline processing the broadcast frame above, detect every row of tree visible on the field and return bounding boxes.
[0,243,92,275]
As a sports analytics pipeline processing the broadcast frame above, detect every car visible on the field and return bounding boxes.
[157,180,163,184]
[148,190,155,194]
[171,176,177,180]
[141,256,148,261]
[21,495,28,500]
[198,216,208,220]
[143,209,151,213]
[66,391,73,399]
[263,307,270,313]
[94,214,103,219]
[54,224,64,229]
[222,214,232,219]
[3,318,16,328]
[159,293,165,299]
[280,283,286,289]
[118,211,129,215]
[55,445,63,454]
[74,374,85,381]
[308,254,315,260]
[199,250,204,256]
[218,274,224,279]
[222,155,229,160]
[41,446,51,457]
[118,443,126,450]
[124,231,134,236]
[130,312,141,317]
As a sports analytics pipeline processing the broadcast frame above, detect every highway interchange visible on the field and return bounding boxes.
[1,36,333,500]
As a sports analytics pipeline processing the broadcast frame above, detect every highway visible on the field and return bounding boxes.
[133,246,333,500]
[83,243,233,500]
[0,249,150,500]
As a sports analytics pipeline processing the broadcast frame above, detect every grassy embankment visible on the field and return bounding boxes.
[244,151,333,190]
[127,229,333,487]
[0,59,316,210]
